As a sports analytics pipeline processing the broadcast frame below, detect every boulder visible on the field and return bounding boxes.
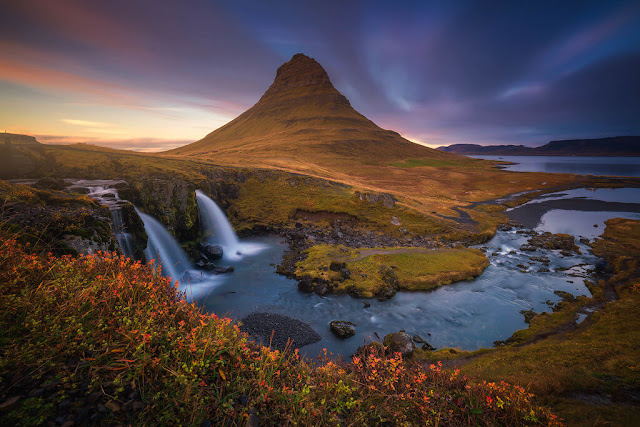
[383,330,416,357]
[212,266,234,274]
[203,244,224,261]
[330,320,356,338]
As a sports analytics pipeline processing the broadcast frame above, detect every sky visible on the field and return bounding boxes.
[1,0,639,151]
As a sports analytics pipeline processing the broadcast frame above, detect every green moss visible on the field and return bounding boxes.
[296,245,489,296]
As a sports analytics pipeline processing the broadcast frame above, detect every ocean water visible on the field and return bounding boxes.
[470,155,640,177]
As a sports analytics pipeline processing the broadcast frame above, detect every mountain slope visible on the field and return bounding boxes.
[164,54,579,220]
[167,54,454,165]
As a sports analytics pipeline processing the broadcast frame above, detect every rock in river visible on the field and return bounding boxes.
[203,244,224,261]
[330,320,356,338]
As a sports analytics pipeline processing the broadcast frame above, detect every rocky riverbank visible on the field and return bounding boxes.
[239,312,321,350]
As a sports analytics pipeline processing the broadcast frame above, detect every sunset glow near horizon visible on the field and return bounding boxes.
[1,0,639,152]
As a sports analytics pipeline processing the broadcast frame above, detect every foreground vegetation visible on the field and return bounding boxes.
[0,229,560,425]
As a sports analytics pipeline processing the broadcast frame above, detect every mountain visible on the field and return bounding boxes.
[167,54,457,169]
[438,136,640,156]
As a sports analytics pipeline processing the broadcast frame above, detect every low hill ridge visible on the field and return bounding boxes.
[1,132,40,145]
[438,136,640,156]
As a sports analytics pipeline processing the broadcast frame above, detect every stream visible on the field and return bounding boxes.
[71,179,640,358]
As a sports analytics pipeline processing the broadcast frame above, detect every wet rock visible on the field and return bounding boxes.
[529,255,550,264]
[362,301,371,308]
[297,278,315,293]
[330,320,356,338]
[329,260,346,271]
[340,268,351,279]
[314,282,328,296]
[383,331,416,357]
[203,244,224,261]
[412,335,425,344]
[422,342,436,351]
[538,267,550,273]
[212,266,234,274]
[376,286,397,301]
[520,244,537,252]
[527,232,580,254]
[560,249,574,257]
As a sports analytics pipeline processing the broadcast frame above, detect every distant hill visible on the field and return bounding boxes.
[437,136,640,156]
[1,133,40,145]
[167,54,459,168]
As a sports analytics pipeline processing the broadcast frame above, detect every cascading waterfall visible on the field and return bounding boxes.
[137,209,193,283]
[195,190,240,252]
[111,209,135,259]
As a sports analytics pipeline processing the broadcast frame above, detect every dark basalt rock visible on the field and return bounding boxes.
[240,312,321,350]
[203,244,224,261]
[422,342,436,351]
[330,320,356,338]
[119,202,148,261]
[212,266,234,274]
[383,331,416,357]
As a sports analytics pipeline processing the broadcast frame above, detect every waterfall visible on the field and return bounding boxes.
[111,209,134,259]
[195,190,240,253]
[137,210,193,283]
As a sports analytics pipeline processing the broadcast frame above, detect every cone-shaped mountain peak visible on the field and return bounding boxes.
[168,54,457,168]
[262,53,334,96]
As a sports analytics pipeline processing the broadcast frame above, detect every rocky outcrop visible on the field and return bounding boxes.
[117,179,199,243]
[523,232,580,254]
[383,331,416,357]
[119,202,148,261]
[330,321,356,338]
[355,191,395,209]
[0,182,118,255]
[0,133,40,145]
